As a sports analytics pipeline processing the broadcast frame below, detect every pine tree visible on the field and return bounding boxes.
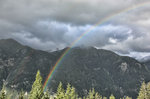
[126,96,132,99]
[86,88,103,99]
[86,88,95,99]
[29,70,43,99]
[18,89,24,99]
[95,92,102,99]
[65,83,71,99]
[109,94,115,99]
[56,82,64,99]
[42,89,50,99]
[103,96,107,99]
[147,82,150,99]
[137,82,147,99]
[70,86,78,99]
[0,85,6,99]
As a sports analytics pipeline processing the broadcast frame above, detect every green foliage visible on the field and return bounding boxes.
[86,89,95,99]
[147,82,150,99]
[56,82,65,99]
[0,85,6,99]
[103,97,107,99]
[109,94,115,99]
[42,90,50,99]
[19,89,24,99]
[64,83,78,99]
[29,70,43,99]
[86,88,102,99]
[64,83,71,99]
[70,86,78,99]
[137,82,147,99]
[56,83,78,99]
[2,70,150,99]
[126,96,132,99]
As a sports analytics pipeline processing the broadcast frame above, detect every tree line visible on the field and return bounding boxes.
[0,70,150,99]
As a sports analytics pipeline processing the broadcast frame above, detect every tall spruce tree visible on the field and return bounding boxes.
[103,97,107,99]
[86,88,95,99]
[86,88,103,99]
[137,82,148,99]
[29,70,43,99]
[0,85,6,99]
[95,92,102,99]
[126,96,132,99]
[147,82,150,99]
[56,82,65,99]
[70,86,78,99]
[42,89,50,99]
[18,89,24,99]
[65,83,71,99]
[109,94,115,99]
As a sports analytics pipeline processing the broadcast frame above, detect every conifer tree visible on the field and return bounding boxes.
[0,85,6,99]
[147,82,150,99]
[70,86,78,99]
[137,82,147,99]
[126,96,132,99]
[42,90,50,99]
[109,94,115,99]
[95,92,102,99]
[65,83,71,99]
[86,89,95,99]
[56,82,65,99]
[29,70,43,99]
[86,88,103,99]
[103,97,107,99]
[86,88,95,99]
[18,89,24,99]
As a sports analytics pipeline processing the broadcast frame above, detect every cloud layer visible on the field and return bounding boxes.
[0,0,150,58]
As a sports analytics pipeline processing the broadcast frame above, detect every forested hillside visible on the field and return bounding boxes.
[0,70,150,99]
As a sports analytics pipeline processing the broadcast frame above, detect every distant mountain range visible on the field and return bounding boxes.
[0,39,150,98]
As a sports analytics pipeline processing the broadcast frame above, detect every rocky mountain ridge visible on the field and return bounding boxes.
[0,39,150,98]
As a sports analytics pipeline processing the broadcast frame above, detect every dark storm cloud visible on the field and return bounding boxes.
[0,0,150,58]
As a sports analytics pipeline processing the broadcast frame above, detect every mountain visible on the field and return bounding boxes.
[143,60,150,70]
[140,56,150,70]
[140,56,150,62]
[0,39,56,90]
[144,60,150,68]
[0,39,150,98]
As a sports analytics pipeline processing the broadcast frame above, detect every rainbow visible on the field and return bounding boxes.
[43,1,150,91]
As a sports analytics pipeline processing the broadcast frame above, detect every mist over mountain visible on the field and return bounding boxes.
[0,39,150,98]
[140,56,150,70]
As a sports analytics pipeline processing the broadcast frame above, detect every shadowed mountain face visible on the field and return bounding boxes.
[140,56,150,70]
[143,60,150,70]
[0,39,150,98]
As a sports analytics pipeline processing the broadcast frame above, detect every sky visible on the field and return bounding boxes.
[0,0,150,60]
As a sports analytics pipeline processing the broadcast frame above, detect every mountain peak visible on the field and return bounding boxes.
[0,38,24,54]
[0,38,21,45]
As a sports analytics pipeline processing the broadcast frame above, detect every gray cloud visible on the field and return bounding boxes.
[0,0,150,58]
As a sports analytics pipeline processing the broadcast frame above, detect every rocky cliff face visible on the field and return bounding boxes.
[0,39,150,98]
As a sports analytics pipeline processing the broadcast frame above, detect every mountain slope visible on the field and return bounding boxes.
[140,56,150,70]
[0,39,150,98]
[49,47,150,98]
[144,60,150,70]
[0,39,56,90]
